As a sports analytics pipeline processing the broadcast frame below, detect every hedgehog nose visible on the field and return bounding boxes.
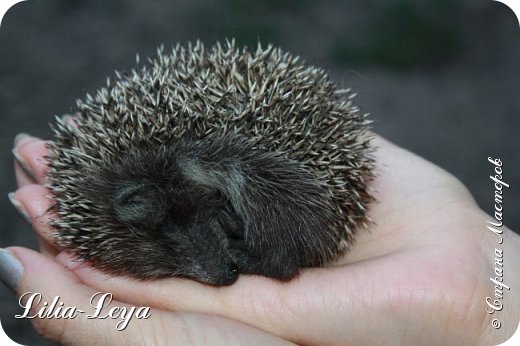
[221,262,239,286]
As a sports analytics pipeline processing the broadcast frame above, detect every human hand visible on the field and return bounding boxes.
[6,133,520,345]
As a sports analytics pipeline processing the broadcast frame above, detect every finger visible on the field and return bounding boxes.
[13,134,49,186]
[1,248,295,345]
[56,251,369,345]
[10,185,61,256]
[14,162,35,187]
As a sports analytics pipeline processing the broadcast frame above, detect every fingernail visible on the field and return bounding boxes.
[14,133,31,147]
[0,248,24,293]
[12,147,38,182]
[8,193,32,225]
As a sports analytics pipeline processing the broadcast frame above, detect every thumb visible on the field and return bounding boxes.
[0,247,133,344]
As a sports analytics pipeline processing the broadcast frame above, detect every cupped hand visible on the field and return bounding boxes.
[9,133,520,345]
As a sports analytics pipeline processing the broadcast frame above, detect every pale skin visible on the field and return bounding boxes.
[8,133,520,345]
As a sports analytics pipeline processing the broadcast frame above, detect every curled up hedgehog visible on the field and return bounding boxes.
[46,41,374,286]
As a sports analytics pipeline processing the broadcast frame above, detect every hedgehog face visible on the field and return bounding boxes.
[110,178,241,286]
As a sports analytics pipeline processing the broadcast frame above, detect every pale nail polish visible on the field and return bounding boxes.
[12,146,38,182]
[0,248,24,293]
[8,193,32,225]
[14,133,30,147]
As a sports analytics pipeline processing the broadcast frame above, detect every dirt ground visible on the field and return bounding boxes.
[0,1,518,344]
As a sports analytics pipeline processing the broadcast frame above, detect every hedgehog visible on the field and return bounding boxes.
[45,40,374,286]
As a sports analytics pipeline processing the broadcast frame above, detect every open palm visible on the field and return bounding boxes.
[10,134,519,345]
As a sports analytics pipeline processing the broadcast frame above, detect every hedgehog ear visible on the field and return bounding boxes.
[112,182,158,225]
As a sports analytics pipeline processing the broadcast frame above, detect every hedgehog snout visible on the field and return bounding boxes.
[198,261,239,286]
[151,201,242,285]
[171,230,240,286]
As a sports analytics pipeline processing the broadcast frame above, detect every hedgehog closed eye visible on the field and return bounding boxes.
[45,40,375,286]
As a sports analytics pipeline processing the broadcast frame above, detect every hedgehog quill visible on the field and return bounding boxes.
[46,41,375,286]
